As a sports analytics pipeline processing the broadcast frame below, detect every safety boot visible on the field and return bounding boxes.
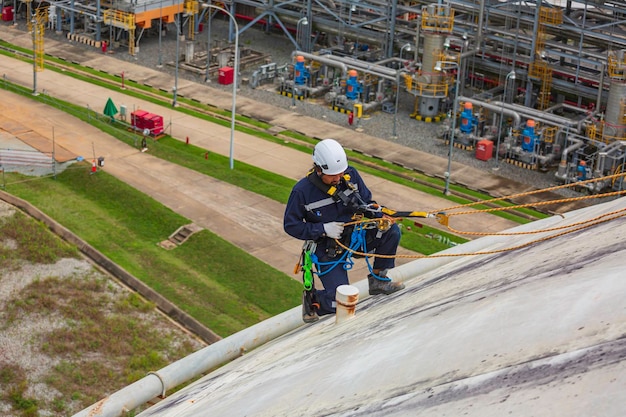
[368,271,405,295]
[302,290,320,323]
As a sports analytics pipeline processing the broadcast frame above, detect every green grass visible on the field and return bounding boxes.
[0,210,80,270]
[145,137,297,203]
[6,168,302,336]
[397,219,462,253]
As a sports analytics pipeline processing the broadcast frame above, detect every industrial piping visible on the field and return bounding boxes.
[457,96,522,127]
[555,136,584,181]
[493,101,585,131]
[314,51,400,82]
[292,50,402,83]
[291,50,348,77]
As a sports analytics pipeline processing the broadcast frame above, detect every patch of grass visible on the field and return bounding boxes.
[0,211,80,270]
[115,292,155,313]
[0,363,39,417]
[0,363,22,385]
[6,168,302,336]
[3,271,201,412]
[147,137,296,204]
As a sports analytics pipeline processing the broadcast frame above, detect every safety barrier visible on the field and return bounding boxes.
[66,32,102,48]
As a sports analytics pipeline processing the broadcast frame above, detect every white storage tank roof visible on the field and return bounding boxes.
[134,197,626,416]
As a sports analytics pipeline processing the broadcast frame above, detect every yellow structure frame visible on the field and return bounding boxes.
[103,9,136,55]
[404,75,449,98]
[33,8,46,71]
[607,52,626,80]
[529,6,562,110]
[421,5,454,33]
[184,0,199,40]
[24,0,46,72]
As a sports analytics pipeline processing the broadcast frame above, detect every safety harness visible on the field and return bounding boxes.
[303,170,368,213]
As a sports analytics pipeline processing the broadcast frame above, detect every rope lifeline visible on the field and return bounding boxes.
[336,172,626,260]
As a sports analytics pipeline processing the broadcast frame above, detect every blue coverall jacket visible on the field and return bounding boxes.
[283,166,400,315]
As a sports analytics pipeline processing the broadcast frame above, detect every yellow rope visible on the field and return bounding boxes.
[445,206,626,237]
[439,192,626,236]
[337,172,626,260]
[337,209,626,260]
[428,172,626,216]
[429,172,626,236]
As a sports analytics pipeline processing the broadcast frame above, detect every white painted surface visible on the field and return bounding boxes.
[138,197,626,417]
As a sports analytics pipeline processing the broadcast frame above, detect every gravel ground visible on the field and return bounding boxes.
[40,19,573,195]
[0,200,206,416]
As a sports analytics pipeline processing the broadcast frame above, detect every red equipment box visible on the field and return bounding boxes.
[131,110,150,130]
[476,139,493,161]
[145,114,164,136]
[2,6,14,21]
[130,110,163,136]
[218,67,234,85]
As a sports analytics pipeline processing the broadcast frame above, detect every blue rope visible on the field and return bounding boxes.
[312,224,390,281]
[311,248,353,277]
[356,224,391,282]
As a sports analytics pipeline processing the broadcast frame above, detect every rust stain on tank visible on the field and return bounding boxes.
[336,293,359,316]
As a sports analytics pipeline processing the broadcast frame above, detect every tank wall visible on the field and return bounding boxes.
[422,33,446,83]
[605,80,626,138]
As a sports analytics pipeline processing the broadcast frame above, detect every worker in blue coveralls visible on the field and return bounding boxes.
[284,138,405,323]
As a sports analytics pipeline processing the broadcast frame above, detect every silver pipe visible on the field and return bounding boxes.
[596,152,607,178]
[318,50,398,76]
[73,308,305,417]
[476,0,485,45]
[272,11,387,47]
[484,26,609,62]
[374,57,407,65]
[555,137,583,181]
[560,103,597,131]
[596,63,605,112]
[592,142,625,178]
[493,101,582,131]
[543,102,597,131]
[321,53,399,80]
[457,96,521,127]
[291,51,348,77]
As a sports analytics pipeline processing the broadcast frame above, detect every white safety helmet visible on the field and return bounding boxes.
[313,139,348,175]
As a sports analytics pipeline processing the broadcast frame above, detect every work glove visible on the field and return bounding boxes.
[323,222,344,239]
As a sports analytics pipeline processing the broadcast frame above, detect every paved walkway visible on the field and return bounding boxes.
[0,27,545,279]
